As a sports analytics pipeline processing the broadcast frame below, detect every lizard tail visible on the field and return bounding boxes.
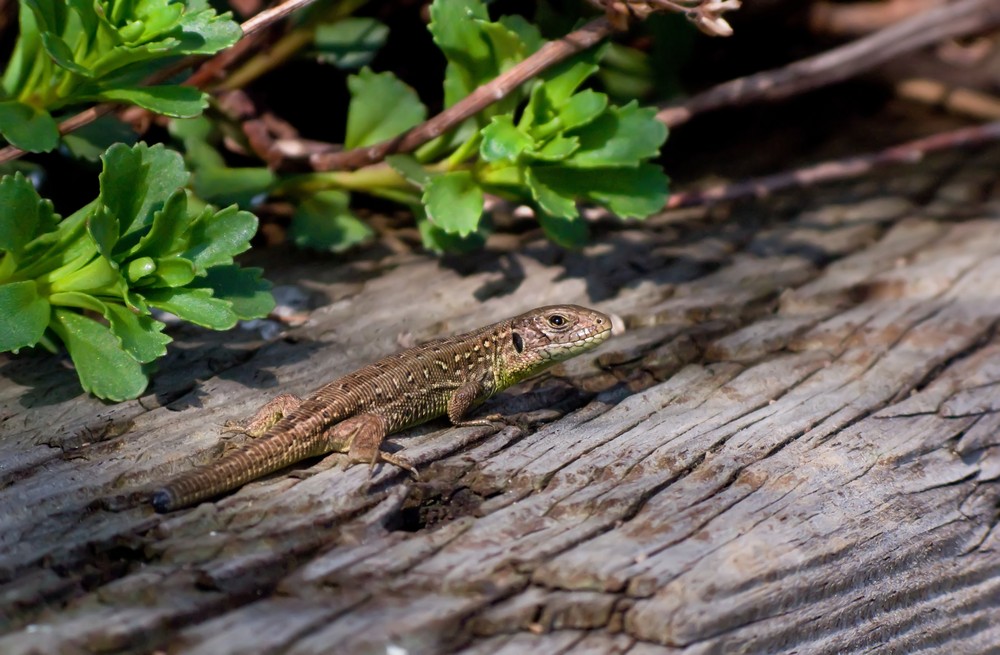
[151,432,325,512]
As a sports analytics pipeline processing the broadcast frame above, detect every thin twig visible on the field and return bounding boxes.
[240,0,316,37]
[0,0,321,164]
[310,17,617,171]
[666,120,1000,208]
[657,0,1000,127]
[809,0,946,37]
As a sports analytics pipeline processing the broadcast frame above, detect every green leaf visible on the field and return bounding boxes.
[541,48,603,106]
[191,265,274,320]
[423,171,483,236]
[538,212,589,249]
[428,0,489,60]
[314,18,388,70]
[169,115,214,143]
[568,102,667,167]
[86,3,240,77]
[525,167,577,219]
[584,165,670,218]
[40,31,91,76]
[151,257,196,287]
[290,190,374,252]
[0,137,274,400]
[529,136,579,162]
[10,208,93,283]
[192,166,275,207]
[418,218,485,254]
[599,42,655,102]
[480,116,534,162]
[62,115,137,161]
[125,257,157,283]
[103,302,170,364]
[530,165,669,219]
[2,8,41,96]
[0,101,60,152]
[90,86,208,118]
[183,205,258,270]
[558,90,608,131]
[48,289,106,314]
[129,190,190,260]
[50,309,149,401]
[100,143,190,241]
[0,281,50,351]
[520,50,604,134]
[86,203,119,261]
[1,0,237,148]
[49,291,170,365]
[169,116,227,173]
[430,0,528,110]
[143,287,238,330]
[0,173,57,257]
[173,5,242,55]
[47,254,121,294]
[497,15,543,54]
[345,68,426,149]
[386,154,432,189]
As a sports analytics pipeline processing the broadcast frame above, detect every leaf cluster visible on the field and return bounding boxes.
[0,0,241,152]
[286,0,669,252]
[0,143,273,400]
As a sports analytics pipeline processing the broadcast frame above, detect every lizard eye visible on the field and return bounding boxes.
[512,332,524,353]
[548,314,566,327]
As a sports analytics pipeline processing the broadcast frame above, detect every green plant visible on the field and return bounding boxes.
[326,0,668,250]
[0,0,676,400]
[0,0,241,152]
[0,142,274,400]
[186,0,670,253]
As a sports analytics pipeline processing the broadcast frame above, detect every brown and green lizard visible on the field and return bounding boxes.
[152,305,612,512]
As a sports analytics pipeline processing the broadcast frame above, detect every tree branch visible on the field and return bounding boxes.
[657,0,1000,127]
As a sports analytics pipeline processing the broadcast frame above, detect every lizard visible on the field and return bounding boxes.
[151,304,613,512]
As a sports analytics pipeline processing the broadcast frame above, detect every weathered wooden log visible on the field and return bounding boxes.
[1,146,999,654]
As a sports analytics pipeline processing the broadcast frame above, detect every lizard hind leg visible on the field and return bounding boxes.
[222,394,302,437]
[328,413,418,478]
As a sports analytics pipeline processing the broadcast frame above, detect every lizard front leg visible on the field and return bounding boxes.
[448,381,505,428]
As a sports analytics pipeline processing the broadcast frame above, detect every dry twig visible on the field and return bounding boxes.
[657,0,1000,127]
[666,120,1000,208]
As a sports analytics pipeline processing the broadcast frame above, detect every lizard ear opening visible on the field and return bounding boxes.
[512,332,524,353]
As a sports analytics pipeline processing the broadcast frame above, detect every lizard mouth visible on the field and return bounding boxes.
[543,322,613,361]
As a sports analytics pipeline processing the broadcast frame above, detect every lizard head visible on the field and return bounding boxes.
[502,305,613,378]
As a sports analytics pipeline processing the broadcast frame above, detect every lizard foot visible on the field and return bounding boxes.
[453,413,508,429]
[377,450,420,479]
[220,394,302,437]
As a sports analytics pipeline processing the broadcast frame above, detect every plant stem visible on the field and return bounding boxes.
[273,162,412,195]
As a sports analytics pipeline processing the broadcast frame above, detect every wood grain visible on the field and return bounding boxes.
[1,147,999,654]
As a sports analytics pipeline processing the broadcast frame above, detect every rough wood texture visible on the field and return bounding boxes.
[2,146,1000,654]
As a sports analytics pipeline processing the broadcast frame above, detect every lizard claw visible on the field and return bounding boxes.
[379,451,421,479]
